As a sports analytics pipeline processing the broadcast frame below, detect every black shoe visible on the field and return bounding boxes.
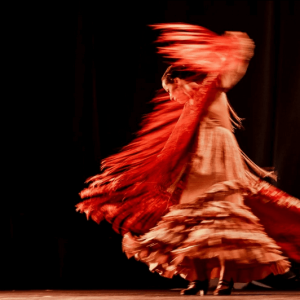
[180,279,209,296]
[213,278,234,295]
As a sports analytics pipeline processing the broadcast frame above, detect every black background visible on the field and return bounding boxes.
[4,0,300,290]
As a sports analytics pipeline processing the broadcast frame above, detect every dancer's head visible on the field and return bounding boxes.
[162,65,206,104]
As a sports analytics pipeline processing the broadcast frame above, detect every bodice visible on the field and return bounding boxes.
[203,90,232,131]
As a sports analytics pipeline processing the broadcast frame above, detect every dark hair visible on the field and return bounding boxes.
[162,65,207,84]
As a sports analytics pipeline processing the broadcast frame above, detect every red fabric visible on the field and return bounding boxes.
[77,23,233,235]
[77,77,218,235]
[151,23,253,74]
[76,24,300,264]
[245,182,300,262]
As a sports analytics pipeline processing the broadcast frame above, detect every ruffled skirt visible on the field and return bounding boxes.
[122,119,291,282]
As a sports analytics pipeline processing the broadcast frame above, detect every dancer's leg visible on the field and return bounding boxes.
[219,257,235,281]
[194,258,208,281]
[214,257,234,295]
[219,256,225,280]
[180,258,209,295]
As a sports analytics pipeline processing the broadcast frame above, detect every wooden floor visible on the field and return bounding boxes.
[0,290,299,300]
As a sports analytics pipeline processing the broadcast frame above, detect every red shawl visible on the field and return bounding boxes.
[77,76,218,235]
[76,23,300,262]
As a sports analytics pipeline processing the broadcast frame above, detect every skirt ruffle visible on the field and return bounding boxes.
[123,189,290,282]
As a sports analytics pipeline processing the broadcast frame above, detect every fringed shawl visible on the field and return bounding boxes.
[76,24,300,259]
[77,75,218,235]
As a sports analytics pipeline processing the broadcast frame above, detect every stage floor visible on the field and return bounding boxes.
[0,290,299,300]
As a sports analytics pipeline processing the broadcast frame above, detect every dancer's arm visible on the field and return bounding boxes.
[218,32,254,91]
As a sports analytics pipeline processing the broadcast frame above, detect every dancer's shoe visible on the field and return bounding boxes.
[213,278,234,295]
[180,279,209,296]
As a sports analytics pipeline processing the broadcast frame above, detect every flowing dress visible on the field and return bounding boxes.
[77,24,300,284]
[121,74,291,283]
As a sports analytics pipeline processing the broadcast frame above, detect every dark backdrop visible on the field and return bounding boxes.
[4,0,300,290]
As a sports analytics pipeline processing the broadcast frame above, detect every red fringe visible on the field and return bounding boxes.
[77,75,218,235]
[150,23,252,74]
[245,182,300,262]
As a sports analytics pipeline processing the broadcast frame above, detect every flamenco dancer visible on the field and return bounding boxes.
[77,24,300,295]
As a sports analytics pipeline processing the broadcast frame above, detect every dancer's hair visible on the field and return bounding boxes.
[162,65,244,131]
[162,65,207,84]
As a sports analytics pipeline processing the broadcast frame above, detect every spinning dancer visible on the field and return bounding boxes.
[77,24,300,296]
